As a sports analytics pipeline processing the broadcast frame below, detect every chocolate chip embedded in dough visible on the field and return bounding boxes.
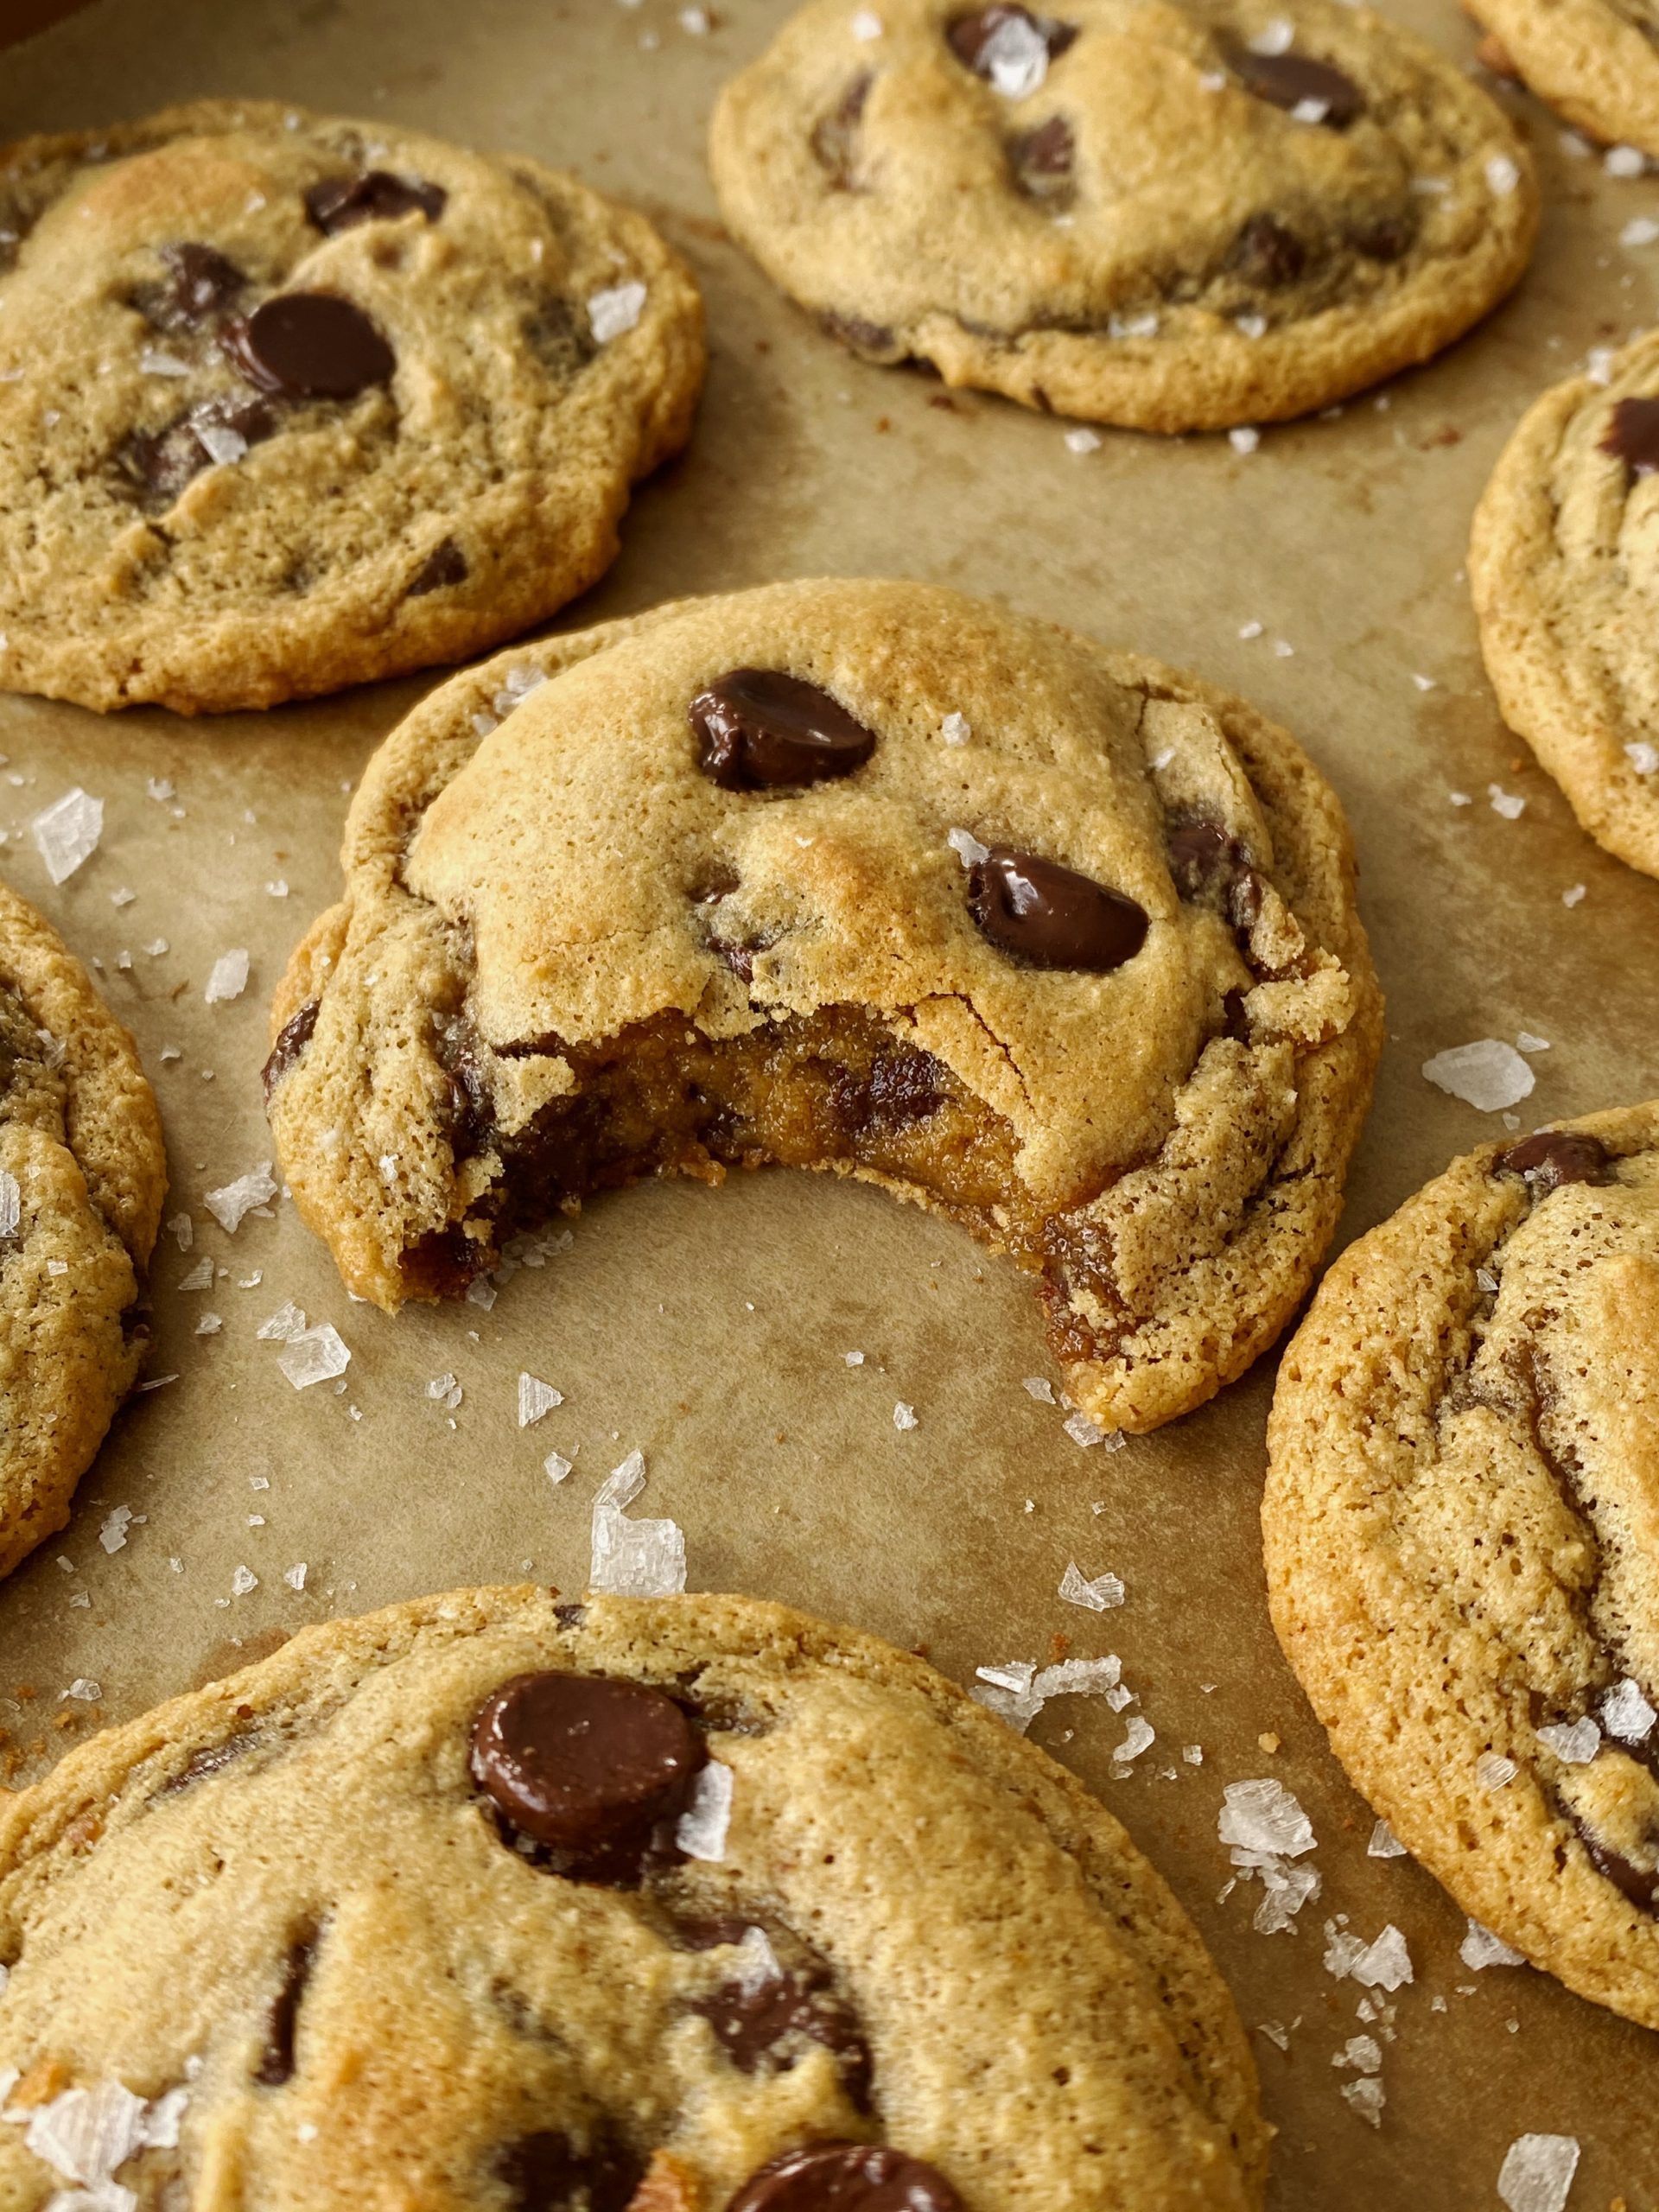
[406,537,468,597]
[304,170,448,234]
[1224,213,1306,289]
[254,1936,315,2086]
[262,999,321,1103]
[968,848,1148,972]
[1495,1128,1611,1192]
[948,5,1078,79]
[820,310,901,359]
[1600,396,1659,479]
[690,1939,873,2109]
[497,2131,645,2212]
[1232,47,1365,127]
[690,670,879,791]
[1010,116,1075,198]
[1580,1824,1659,1913]
[120,395,277,508]
[728,2141,964,2212]
[140,240,246,331]
[812,73,874,188]
[223,291,395,400]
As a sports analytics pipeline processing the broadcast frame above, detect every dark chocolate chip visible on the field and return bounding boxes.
[470,1671,703,1882]
[1600,396,1659,479]
[1349,211,1415,264]
[158,1732,255,1796]
[137,240,246,332]
[1495,1129,1611,1192]
[497,2131,645,2212]
[691,671,879,791]
[1224,213,1306,289]
[820,310,900,359]
[968,849,1147,972]
[1232,47,1364,127]
[407,537,468,596]
[812,73,874,188]
[1165,817,1266,932]
[1010,115,1074,197]
[832,1048,948,1134]
[262,998,321,1103]
[709,935,764,984]
[554,1601,588,1628]
[729,2142,964,2212]
[690,1937,873,2109]
[254,1937,315,2086]
[1580,1826,1659,1913]
[224,291,395,400]
[119,396,277,507]
[948,5,1078,79]
[524,296,600,378]
[304,170,448,234]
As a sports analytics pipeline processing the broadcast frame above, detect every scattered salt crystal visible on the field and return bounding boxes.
[1411,672,1437,691]
[1343,1924,1413,1990]
[843,1350,865,1365]
[1248,17,1294,53]
[139,346,190,376]
[204,949,250,1004]
[1064,426,1102,454]
[544,1451,573,1484]
[588,280,648,343]
[1625,740,1659,776]
[679,3,709,27]
[99,1506,133,1555]
[195,422,248,466]
[31,787,103,884]
[1562,883,1586,907]
[589,1449,686,1597]
[147,777,175,803]
[1219,1777,1316,1858]
[1256,2020,1288,2050]
[143,2087,190,2151]
[1461,1917,1525,1969]
[518,1371,563,1427]
[1229,426,1261,455]
[1340,2076,1386,2127]
[1059,1560,1125,1611]
[277,1324,350,1389]
[1560,129,1592,157]
[177,1257,213,1292]
[893,1401,918,1431]
[1332,2033,1382,2075]
[492,664,547,718]
[940,711,971,746]
[204,1163,278,1232]
[1272,638,1294,658]
[1022,1376,1055,1402]
[1485,153,1521,195]
[1622,215,1659,248]
[947,826,990,868]
[1516,1030,1550,1053]
[1536,1716,1600,1764]
[1478,1750,1518,1789]
[1586,348,1615,386]
[731,1924,782,1991]
[1450,789,1471,806]
[1184,1744,1204,1764]
[850,7,882,35]
[1497,2134,1580,2212]
[677,1759,734,1860]
[1603,1677,1657,1745]
[110,886,137,907]
[230,1565,258,1596]
[1238,620,1263,639]
[1235,313,1267,338]
[255,1300,307,1343]
[467,1275,498,1311]
[63,1678,101,1702]
[283,1563,307,1591]
[1114,1715,1155,1762]
[979,8,1052,94]
[168,1213,194,1251]
[23,2081,148,2187]
[1605,143,1646,177]
[0,1170,18,1239]
[972,1651,1122,1733]
[1489,783,1527,818]
[426,1372,459,1402]
[1421,1040,1535,1113]
[1368,1818,1408,1859]
[1291,95,1329,124]
[1064,1409,1109,1447]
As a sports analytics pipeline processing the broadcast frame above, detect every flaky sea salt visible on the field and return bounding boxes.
[518,1372,563,1427]
[544,1450,574,1484]
[1497,2134,1580,2212]
[1421,1040,1535,1113]
[1060,1560,1125,1611]
[1368,1818,1408,1859]
[1063,1409,1109,1447]
[1229,426,1261,454]
[1625,740,1659,776]
[196,421,248,466]
[677,1759,734,1859]
[100,1506,133,1555]
[31,787,103,884]
[63,1678,101,1702]
[1461,1917,1525,1969]
[1248,16,1294,52]
[979,8,1052,94]
[1022,1376,1055,1402]
[277,1323,350,1389]
[139,347,190,376]
[1114,1715,1155,1762]
[1220,1778,1315,1859]
[850,7,883,35]
[1344,1924,1413,1990]
[0,1170,18,1239]
[1478,1751,1519,1790]
[1603,1677,1658,1745]
[1486,153,1521,195]
[972,1652,1122,1733]
[1065,427,1103,454]
[1537,1717,1600,1764]
[283,1563,308,1591]
[947,826,989,868]
[589,1450,686,1597]
[204,949,250,1004]
[893,1401,918,1431]
[1490,783,1527,819]
[256,1300,307,1343]
[1622,215,1659,248]
[588,280,647,342]
[205,1163,278,1232]
[1562,883,1586,907]
[1606,143,1646,176]
[940,711,971,745]
[22,2081,148,2188]
[1340,2076,1386,2128]
[231,1565,258,1597]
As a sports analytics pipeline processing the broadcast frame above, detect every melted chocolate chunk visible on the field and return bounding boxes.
[262,998,321,1103]
[729,2142,964,2212]
[554,1601,588,1628]
[1580,1826,1659,1912]
[689,1934,872,2109]
[948,5,1078,78]
[471,1670,703,1883]
[1232,47,1364,127]
[831,1047,947,1134]
[138,241,246,332]
[224,292,395,400]
[1495,1128,1611,1193]
[498,2131,645,2212]
[1349,211,1415,264]
[1010,115,1074,197]
[968,849,1147,972]
[1166,817,1265,934]
[1599,396,1659,479]
[407,537,469,596]
[1224,213,1306,289]
[812,73,874,188]
[119,396,277,507]
[691,671,879,791]
[158,1732,255,1796]
[821,310,899,358]
[254,1937,315,2086]
[304,169,448,234]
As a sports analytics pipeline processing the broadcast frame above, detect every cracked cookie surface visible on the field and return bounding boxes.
[265,578,1381,1433]
[1471,331,1659,880]
[0,881,164,1582]
[1466,0,1659,156]
[0,100,703,714]
[708,0,1537,430]
[0,1586,1268,2209]
[1264,1102,1659,2027]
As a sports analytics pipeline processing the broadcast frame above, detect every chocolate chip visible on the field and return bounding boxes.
[1495,1129,1611,1192]
[1232,48,1364,127]
[254,1937,315,2086]
[119,396,277,508]
[137,240,246,332]
[820,310,900,359]
[554,1601,588,1628]
[224,292,395,400]
[1224,213,1306,289]
[948,5,1078,79]
[1349,211,1415,264]
[1166,817,1267,933]
[690,1936,872,2110]
[304,170,448,234]
[812,73,874,188]
[691,671,879,791]
[407,537,468,596]
[262,998,321,1103]
[832,1047,947,1134]
[968,849,1147,972]
[1600,396,1659,479]
[729,2142,963,2212]
[524,296,600,378]
[1580,1825,1659,1913]
[498,2131,645,2212]
[470,1671,703,1882]
[157,1732,255,1796]
[1010,116,1074,198]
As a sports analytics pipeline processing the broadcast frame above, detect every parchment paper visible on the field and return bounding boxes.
[1,0,1656,2201]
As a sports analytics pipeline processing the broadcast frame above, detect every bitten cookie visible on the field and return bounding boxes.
[1466,0,1659,158]
[264,578,1381,1434]
[0,882,164,1580]
[708,0,1537,431]
[0,100,703,714]
[1264,1103,1659,2028]
[0,1586,1270,2209]
[1471,333,1659,880]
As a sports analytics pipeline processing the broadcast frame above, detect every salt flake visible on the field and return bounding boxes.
[1497,2134,1580,2212]
[1219,1778,1316,1859]
[589,1450,686,1597]
[1537,1717,1599,1764]
[518,1372,563,1427]
[588,280,647,343]
[32,788,103,885]
[1367,1818,1408,1859]
[1059,1560,1125,1611]
[204,1163,278,1232]
[1421,1040,1535,1113]
[0,1170,18,1238]
[676,1759,734,1860]
[204,949,250,1004]
[980,9,1052,95]
[1603,1676,1657,1745]
[277,1324,350,1389]
[947,826,989,868]
[1461,1917,1525,1969]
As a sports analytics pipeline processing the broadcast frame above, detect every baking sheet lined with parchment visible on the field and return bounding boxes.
[2,0,1658,2202]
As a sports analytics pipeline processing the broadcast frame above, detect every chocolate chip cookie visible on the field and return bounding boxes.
[0,1586,1271,2209]
[0,100,703,714]
[708,0,1538,431]
[1264,1103,1659,2027]
[264,579,1382,1434]
[1471,334,1659,880]
[0,881,164,1581]
[1466,0,1659,157]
